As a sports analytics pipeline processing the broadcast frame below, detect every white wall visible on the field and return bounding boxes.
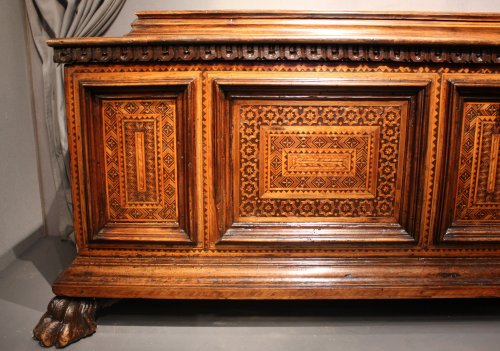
[105,0,500,37]
[0,0,44,270]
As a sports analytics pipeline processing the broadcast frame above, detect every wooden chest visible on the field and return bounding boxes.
[34,11,500,347]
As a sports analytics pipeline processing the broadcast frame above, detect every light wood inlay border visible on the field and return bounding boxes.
[488,134,500,194]
[134,132,146,193]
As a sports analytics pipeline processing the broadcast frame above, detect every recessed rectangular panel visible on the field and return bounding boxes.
[211,72,434,245]
[285,148,355,176]
[103,100,178,223]
[454,102,500,222]
[438,75,500,243]
[134,132,147,193]
[259,125,379,199]
[67,69,201,247]
[122,118,159,206]
[237,101,402,220]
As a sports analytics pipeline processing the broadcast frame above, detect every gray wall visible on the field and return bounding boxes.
[0,0,44,270]
[27,15,74,241]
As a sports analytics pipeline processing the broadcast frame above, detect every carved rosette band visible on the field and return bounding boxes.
[53,44,500,64]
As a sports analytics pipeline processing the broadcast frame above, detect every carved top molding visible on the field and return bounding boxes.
[47,11,500,64]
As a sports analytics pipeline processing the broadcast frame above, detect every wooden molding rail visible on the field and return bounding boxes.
[47,11,500,64]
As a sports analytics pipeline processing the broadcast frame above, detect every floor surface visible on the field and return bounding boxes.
[0,237,499,351]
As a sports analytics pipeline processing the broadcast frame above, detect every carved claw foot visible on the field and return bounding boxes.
[33,297,97,348]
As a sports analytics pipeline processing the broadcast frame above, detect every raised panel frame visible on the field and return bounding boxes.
[66,69,202,248]
[436,74,500,243]
[209,71,437,247]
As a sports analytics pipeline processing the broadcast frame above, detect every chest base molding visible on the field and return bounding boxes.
[53,258,500,299]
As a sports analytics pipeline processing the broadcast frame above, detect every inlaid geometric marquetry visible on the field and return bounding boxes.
[102,100,178,222]
[455,102,500,221]
[237,101,405,219]
[260,125,380,198]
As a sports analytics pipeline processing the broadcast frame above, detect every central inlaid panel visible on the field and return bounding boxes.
[211,72,433,245]
[259,125,380,199]
[103,100,178,222]
[455,102,500,221]
[236,101,403,220]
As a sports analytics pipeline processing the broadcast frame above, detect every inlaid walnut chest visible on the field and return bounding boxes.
[34,11,500,347]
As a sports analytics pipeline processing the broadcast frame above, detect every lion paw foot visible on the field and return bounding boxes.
[33,297,97,348]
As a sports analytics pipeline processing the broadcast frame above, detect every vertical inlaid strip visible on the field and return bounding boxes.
[487,133,500,193]
[135,132,146,192]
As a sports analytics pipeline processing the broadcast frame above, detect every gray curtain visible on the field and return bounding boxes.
[25,0,126,237]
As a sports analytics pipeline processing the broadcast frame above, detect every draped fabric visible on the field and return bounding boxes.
[25,0,125,237]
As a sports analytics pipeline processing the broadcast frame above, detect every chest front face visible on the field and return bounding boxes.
[64,61,500,257]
